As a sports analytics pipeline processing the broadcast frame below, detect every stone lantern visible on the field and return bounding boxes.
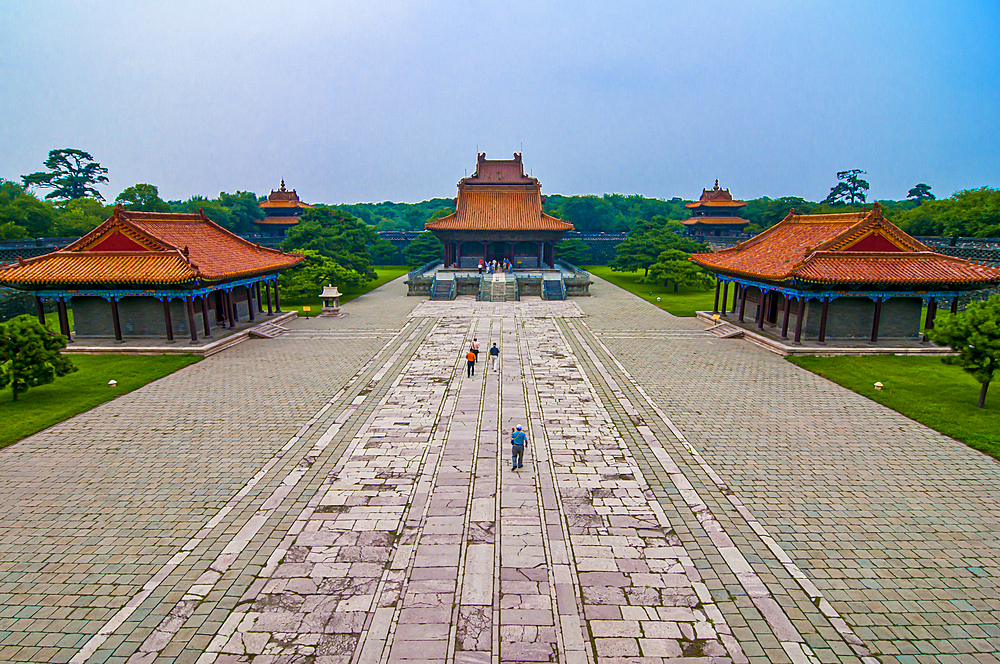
[319,284,346,317]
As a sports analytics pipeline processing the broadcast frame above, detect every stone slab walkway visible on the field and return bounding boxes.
[0,276,997,664]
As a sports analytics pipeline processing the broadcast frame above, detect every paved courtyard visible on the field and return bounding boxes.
[0,275,998,664]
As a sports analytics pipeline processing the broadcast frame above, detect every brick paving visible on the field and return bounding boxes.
[0,277,997,664]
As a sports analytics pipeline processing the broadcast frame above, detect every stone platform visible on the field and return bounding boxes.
[0,275,997,664]
[694,311,955,356]
[62,311,299,356]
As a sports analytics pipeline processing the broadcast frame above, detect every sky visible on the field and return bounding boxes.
[1,1,998,205]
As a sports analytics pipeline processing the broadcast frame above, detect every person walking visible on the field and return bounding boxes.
[478,259,483,274]
[466,349,477,377]
[470,338,480,362]
[510,425,527,470]
[489,342,499,371]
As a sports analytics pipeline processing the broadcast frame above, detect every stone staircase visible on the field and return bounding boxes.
[542,277,564,300]
[490,275,506,301]
[431,276,454,300]
[505,277,518,301]
[705,320,744,339]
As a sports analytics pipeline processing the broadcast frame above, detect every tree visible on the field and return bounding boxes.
[52,198,112,236]
[907,183,935,202]
[116,184,171,212]
[281,207,377,277]
[554,238,592,266]
[219,191,265,234]
[558,195,619,232]
[610,217,706,276]
[823,169,870,205]
[277,250,369,302]
[403,231,444,266]
[930,294,1000,408]
[21,149,109,201]
[0,315,77,401]
[370,235,401,265]
[643,249,713,292]
[0,180,57,237]
[896,187,1000,237]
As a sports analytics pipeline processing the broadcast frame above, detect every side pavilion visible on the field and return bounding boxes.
[0,206,304,342]
[692,204,1000,343]
[425,152,573,269]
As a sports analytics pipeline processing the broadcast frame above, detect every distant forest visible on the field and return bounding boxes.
[3,178,1000,241]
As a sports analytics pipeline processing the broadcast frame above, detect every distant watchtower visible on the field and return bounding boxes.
[682,180,749,237]
[256,180,314,237]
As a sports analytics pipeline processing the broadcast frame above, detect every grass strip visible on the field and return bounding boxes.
[788,355,999,461]
[587,266,716,317]
[0,354,202,448]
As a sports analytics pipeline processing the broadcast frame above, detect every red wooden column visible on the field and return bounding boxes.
[793,297,805,343]
[110,297,123,342]
[756,291,766,329]
[35,297,45,326]
[780,294,791,338]
[224,291,234,327]
[186,295,198,342]
[950,297,959,314]
[870,297,883,343]
[922,297,937,342]
[738,286,748,322]
[162,297,174,341]
[57,299,71,339]
[230,290,239,323]
[818,297,830,343]
[720,281,729,315]
[256,282,263,308]
[247,285,255,322]
[713,279,721,314]
[201,295,212,337]
[731,284,739,314]
[273,282,282,313]
[265,282,273,315]
[536,242,542,268]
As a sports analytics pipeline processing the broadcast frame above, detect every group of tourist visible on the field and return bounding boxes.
[464,338,500,377]
[477,259,514,274]
[461,339,526,470]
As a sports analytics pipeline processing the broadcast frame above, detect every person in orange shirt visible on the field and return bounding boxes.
[466,349,477,377]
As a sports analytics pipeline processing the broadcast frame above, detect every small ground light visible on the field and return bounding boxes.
[656,297,661,301]
[108,380,117,387]
[874,382,883,390]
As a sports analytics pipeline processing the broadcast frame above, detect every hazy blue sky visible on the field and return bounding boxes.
[2,1,998,204]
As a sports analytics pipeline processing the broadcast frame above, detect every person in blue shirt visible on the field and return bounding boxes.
[510,424,527,470]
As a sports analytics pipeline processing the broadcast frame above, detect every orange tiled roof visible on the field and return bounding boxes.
[464,152,537,185]
[0,253,196,285]
[691,204,1000,286]
[686,180,746,209]
[681,216,749,226]
[425,153,572,232]
[795,252,1000,285]
[425,187,572,232]
[259,180,313,210]
[259,200,314,209]
[0,207,304,287]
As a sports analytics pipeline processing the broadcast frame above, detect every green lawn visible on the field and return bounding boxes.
[587,266,716,317]
[283,266,410,316]
[788,355,999,460]
[0,354,202,448]
[42,308,75,331]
